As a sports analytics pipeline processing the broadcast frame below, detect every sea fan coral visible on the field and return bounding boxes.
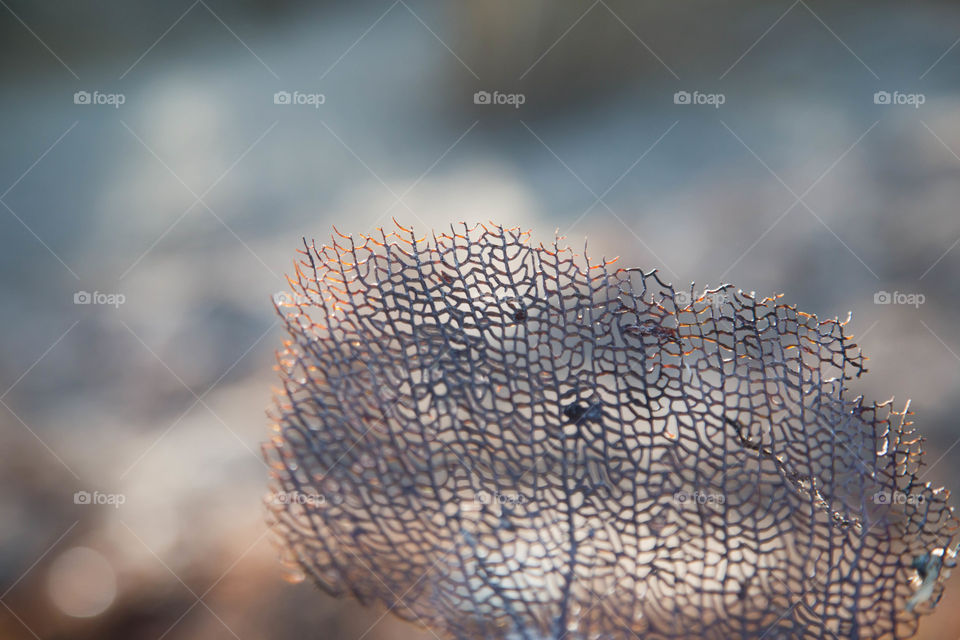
[263,222,957,639]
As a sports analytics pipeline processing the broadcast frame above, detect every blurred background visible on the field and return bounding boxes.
[1,1,959,638]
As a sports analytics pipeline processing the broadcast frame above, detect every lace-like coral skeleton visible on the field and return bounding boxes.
[264,222,958,640]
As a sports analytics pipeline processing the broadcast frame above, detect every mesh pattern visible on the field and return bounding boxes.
[264,222,958,640]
